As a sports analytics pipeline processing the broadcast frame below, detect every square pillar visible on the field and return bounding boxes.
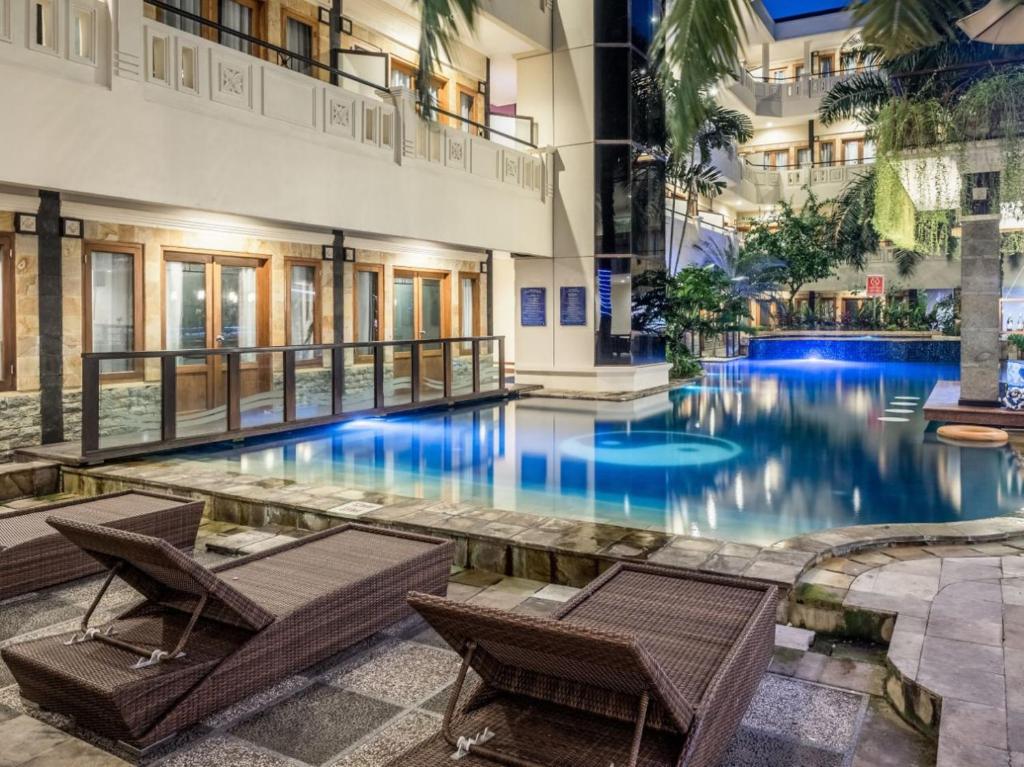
[959,173,1002,405]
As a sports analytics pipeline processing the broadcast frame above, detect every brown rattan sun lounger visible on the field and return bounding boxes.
[0,491,203,601]
[390,563,777,767]
[2,518,453,752]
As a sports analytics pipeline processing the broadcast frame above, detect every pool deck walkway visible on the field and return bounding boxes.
[924,380,1024,428]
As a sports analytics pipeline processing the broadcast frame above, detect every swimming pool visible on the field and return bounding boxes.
[179,359,1024,545]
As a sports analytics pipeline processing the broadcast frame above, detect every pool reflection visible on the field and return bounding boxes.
[184,360,1024,545]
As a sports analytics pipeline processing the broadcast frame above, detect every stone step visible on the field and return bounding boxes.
[775,624,815,651]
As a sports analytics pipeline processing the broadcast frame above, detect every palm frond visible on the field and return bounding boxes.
[852,0,972,59]
[892,248,927,277]
[829,167,880,271]
[414,0,478,118]
[819,71,893,126]
[654,0,749,148]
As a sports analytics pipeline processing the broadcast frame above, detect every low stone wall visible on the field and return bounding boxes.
[748,337,960,363]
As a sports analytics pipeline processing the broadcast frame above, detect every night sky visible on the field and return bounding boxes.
[763,0,848,19]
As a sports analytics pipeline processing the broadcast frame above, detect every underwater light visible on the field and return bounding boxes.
[560,431,742,468]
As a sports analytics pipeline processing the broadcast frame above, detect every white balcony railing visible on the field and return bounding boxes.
[738,159,875,205]
[730,67,874,118]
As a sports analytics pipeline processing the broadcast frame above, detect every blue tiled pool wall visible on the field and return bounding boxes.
[747,338,961,363]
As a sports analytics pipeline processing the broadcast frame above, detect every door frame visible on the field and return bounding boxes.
[458,270,481,336]
[392,267,451,344]
[83,241,146,382]
[284,257,322,365]
[161,247,271,411]
[0,234,15,392]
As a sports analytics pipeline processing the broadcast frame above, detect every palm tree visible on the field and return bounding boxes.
[666,98,753,273]
[413,0,479,118]
[654,0,982,148]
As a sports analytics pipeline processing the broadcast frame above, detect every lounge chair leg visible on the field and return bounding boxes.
[626,691,650,767]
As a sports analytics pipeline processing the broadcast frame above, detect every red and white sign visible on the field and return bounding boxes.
[866,275,885,297]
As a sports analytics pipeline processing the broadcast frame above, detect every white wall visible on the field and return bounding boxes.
[491,250,516,362]
[0,0,553,257]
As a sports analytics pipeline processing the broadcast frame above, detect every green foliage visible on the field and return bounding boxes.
[1003,231,1024,261]
[873,159,919,251]
[413,0,478,118]
[741,191,838,310]
[952,71,1024,205]
[819,70,894,126]
[1009,334,1024,355]
[851,0,972,59]
[829,167,880,269]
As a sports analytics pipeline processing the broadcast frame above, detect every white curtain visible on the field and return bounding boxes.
[165,262,184,351]
[220,0,250,53]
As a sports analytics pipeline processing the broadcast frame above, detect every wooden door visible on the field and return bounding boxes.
[164,252,269,419]
[393,269,449,395]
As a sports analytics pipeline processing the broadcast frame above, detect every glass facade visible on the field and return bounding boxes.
[593,0,666,366]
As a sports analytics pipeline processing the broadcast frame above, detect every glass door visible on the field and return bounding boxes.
[165,253,268,433]
[393,270,448,400]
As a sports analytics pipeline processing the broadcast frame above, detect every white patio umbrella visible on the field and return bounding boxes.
[958,0,1024,45]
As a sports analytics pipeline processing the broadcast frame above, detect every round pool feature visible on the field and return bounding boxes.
[559,431,743,468]
[937,424,1009,446]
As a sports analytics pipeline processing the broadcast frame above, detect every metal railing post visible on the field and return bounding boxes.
[472,339,481,393]
[227,353,241,430]
[443,341,453,399]
[411,341,421,404]
[332,346,345,415]
[373,345,385,410]
[81,357,100,455]
[498,337,506,391]
[161,356,177,442]
[283,350,297,421]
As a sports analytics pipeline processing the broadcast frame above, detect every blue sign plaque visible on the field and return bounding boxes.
[520,287,547,327]
[559,286,587,326]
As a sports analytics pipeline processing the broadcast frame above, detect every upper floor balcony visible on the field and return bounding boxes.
[727,67,873,119]
[737,158,874,206]
[0,0,553,256]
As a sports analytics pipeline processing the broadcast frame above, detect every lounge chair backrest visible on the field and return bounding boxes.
[47,516,275,631]
[408,592,695,733]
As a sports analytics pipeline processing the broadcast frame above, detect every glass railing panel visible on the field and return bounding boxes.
[238,352,283,429]
[295,354,332,419]
[452,340,475,396]
[175,354,228,439]
[96,359,162,449]
[342,346,375,412]
[384,344,413,407]
[417,342,445,403]
[479,339,500,392]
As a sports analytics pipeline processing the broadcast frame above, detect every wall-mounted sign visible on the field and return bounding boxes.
[559,286,586,326]
[520,287,547,327]
[866,275,885,297]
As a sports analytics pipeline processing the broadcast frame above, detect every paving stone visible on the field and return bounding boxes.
[323,640,460,707]
[532,584,579,603]
[1009,709,1024,752]
[512,597,562,617]
[18,737,130,766]
[939,558,1003,587]
[1007,649,1024,711]
[819,557,876,577]
[0,715,71,765]
[701,554,752,576]
[849,551,896,567]
[204,530,277,555]
[330,710,439,767]
[801,568,855,590]
[154,734,294,767]
[936,732,1011,767]
[229,684,400,765]
[648,546,714,568]
[916,662,1006,708]
[850,698,936,767]
[940,699,1008,750]
[884,546,936,561]
[920,636,1005,677]
[792,652,829,683]
[1004,579,1024,607]
[743,561,803,585]
[444,582,484,602]
[937,579,1005,604]
[775,625,815,651]
[448,569,503,588]
[818,658,886,697]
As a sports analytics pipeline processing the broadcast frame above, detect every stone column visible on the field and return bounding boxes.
[37,191,64,443]
[761,44,771,79]
[959,213,1002,405]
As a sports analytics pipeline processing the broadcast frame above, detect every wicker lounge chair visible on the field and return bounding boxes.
[0,491,203,601]
[2,518,453,752]
[391,563,777,767]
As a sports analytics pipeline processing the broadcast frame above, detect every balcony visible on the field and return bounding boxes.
[738,159,874,206]
[0,0,553,256]
[728,67,872,118]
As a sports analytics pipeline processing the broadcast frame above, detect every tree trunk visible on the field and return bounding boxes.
[667,191,679,273]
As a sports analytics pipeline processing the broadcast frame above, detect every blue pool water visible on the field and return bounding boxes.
[181,360,1024,545]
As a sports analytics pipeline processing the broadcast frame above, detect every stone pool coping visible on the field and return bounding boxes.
[47,457,1024,600]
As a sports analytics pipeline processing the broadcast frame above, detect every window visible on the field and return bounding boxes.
[219,0,262,54]
[768,149,789,168]
[843,139,863,166]
[819,141,835,166]
[84,243,144,378]
[794,64,805,80]
[459,273,480,336]
[286,260,320,362]
[0,235,15,391]
[282,11,314,74]
[459,90,475,133]
[160,0,201,35]
[354,264,383,351]
[817,54,834,77]
[70,3,95,63]
[390,60,413,90]
[31,0,56,52]
[797,147,812,167]
[771,68,786,83]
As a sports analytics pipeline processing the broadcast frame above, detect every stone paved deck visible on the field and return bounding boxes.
[0,516,933,767]
[795,544,1024,767]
